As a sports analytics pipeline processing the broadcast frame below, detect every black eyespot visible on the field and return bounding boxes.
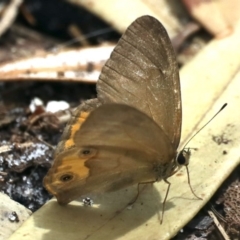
[82,149,91,155]
[60,174,74,182]
[79,147,97,158]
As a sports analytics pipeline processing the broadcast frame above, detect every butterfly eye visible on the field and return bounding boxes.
[79,147,97,158]
[60,174,74,182]
[177,149,191,166]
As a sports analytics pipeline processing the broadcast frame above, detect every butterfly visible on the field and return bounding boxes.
[43,15,191,207]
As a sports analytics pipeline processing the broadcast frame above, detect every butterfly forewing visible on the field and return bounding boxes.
[44,16,183,206]
[97,15,181,149]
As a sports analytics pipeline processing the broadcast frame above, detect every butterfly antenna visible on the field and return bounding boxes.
[183,103,227,149]
[179,103,227,201]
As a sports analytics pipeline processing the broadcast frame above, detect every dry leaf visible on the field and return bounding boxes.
[182,0,240,38]
[67,0,188,37]
[0,45,114,83]
[0,193,31,239]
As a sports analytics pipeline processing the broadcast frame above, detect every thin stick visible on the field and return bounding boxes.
[210,205,226,223]
[208,210,230,240]
[0,0,23,37]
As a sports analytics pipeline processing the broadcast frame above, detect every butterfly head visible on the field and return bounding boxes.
[164,149,191,178]
[176,148,191,167]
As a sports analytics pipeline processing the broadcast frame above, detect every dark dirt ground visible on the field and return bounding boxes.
[0,0,239,239]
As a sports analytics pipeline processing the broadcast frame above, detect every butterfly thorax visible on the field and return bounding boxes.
[153,147,192,181]
[153,158,178,181]
[154,149,192,182]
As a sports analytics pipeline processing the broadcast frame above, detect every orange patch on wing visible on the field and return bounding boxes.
[64,111,90,149]
[44,150,90,195]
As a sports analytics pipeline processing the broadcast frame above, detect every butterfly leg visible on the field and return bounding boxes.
[128,181,155,206]
[185,165,202,200]
[161,179,171,224]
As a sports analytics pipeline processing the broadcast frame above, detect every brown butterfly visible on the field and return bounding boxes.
[44,15,191,207]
